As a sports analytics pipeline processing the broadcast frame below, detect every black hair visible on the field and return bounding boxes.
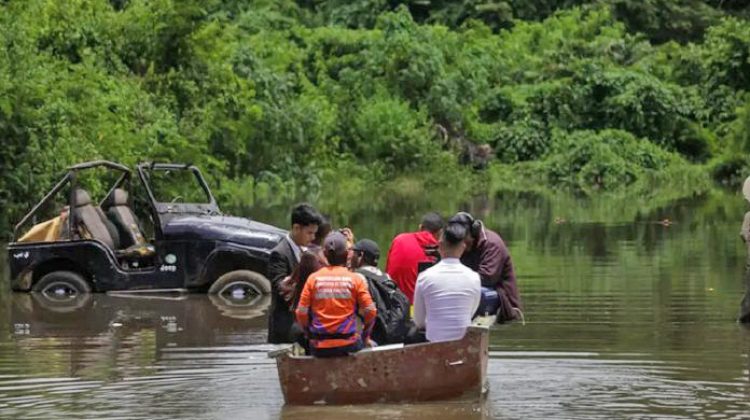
[448,212,473,227]
[442,222,467,246]
[448,211,481,238]
[291,203,320,227]
[313,214,332,246]
[420,212,444,233]
[326,250,348,266]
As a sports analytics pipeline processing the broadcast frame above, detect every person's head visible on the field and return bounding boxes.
[439,223,468,258]
[448,211,480,250]
[323,231,349,266]
[351,239,380,268]
[419,212,444,238]
[290,203,320,247]
[312,214,332,247]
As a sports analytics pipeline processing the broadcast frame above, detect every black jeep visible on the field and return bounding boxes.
[7,161,285,302]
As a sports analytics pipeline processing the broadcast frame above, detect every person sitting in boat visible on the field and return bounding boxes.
[385,212,444,304]
[350,239,411,344]
[295,232,377,357]
[267,203,323,344]
[449,211,523,323]
[410,223,481,343]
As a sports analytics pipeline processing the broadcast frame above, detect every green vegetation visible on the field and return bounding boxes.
[1,0,749,233]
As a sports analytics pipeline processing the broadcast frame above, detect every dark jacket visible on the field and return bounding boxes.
[267,239,299,343]
[355,266,411,345]
[460,227,522,322]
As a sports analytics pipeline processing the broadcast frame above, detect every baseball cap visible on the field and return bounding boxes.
[352,239,380,261]
[324,231,349,256]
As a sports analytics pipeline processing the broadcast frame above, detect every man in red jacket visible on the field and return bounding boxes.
[385,212,444,303]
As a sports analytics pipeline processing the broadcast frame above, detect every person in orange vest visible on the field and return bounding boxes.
[295,231,377,357]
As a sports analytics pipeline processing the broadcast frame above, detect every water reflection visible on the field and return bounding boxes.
[1,188,750,418]
[0,292,277,419]
[10,292,271,371]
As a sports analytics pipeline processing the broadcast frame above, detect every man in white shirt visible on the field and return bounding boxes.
[412,223,481,343]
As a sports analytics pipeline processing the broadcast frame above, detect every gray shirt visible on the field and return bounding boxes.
[413,258,481,342]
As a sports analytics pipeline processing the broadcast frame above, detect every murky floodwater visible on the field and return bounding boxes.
[1,189,750,419]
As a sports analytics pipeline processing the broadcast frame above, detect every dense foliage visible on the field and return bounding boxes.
[1,0,749,233]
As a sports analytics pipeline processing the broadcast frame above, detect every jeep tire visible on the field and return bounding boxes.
[208,270,271,297]
[32,270,92,297]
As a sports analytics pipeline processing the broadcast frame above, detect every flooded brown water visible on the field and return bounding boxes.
[1,189,750,419]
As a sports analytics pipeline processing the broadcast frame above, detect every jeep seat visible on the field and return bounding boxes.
[73,188,120,249]
[104,188,147,248]
[74,189,154,264]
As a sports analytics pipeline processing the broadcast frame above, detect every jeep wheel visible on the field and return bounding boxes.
[208,270,271,304]
[31,271,92,311]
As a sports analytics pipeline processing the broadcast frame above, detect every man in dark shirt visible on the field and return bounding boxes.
[449,212,522,322]
[267,203,321,343]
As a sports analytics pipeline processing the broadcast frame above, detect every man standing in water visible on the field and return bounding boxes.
[267,203,322,343]
[739,177,750,323]
[449,211,522,323]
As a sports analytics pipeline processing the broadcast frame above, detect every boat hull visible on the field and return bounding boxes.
[273,325,489,405]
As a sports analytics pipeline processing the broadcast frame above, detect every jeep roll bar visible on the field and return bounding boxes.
[12,161,132,241]
[68,161,130,173]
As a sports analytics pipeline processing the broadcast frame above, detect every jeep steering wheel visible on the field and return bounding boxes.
[170,195,183,203]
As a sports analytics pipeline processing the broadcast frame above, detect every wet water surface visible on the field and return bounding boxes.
[1,190,750,419]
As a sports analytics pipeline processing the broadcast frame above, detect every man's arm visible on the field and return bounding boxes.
[355,277,377,341]
[470,272,481,316]
[385,236,398,275]
[413,274,426,329]
[267,249,290,289]
[477,242,503,288]
[294,278,313,330]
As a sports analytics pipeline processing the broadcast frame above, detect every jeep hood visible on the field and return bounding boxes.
[161,215,286,250]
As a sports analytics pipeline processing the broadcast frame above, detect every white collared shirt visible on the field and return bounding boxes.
[413,258,481,342]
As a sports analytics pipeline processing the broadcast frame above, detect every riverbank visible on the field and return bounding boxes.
[2,1,749,235]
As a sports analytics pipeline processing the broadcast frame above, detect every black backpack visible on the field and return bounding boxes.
[356,267,412,344]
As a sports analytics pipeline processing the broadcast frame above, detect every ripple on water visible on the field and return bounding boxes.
[0,201,749,419]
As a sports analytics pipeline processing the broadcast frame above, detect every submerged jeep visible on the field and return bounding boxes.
[7,161,285,301]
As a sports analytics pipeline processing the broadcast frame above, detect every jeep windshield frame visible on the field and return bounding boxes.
[136,163,221,222]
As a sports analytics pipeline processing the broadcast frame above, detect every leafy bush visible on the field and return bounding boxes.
[539,129,687,190]
[1,0,749,233]
[351,95,433,168]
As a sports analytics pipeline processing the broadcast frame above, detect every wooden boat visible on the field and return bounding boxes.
[269,321,490,405]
